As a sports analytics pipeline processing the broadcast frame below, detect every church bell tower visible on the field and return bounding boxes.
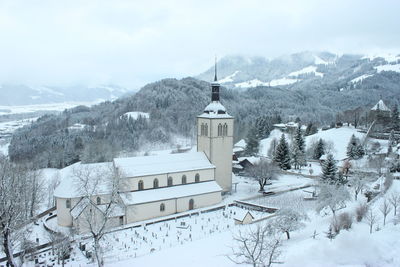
[197,59,233,192]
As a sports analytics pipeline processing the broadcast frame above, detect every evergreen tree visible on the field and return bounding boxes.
[321,154,338,183]
[291,126,306,169]
[244,127,260,156]
[274,134,291,170]
[391,105,400,131]
[313,138,325,160]
[389,129,396,147]
[346,134,364,159]
[305,122,318,136]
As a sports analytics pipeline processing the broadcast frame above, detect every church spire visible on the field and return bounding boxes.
[211,57,220,102]
[214,56,218,82]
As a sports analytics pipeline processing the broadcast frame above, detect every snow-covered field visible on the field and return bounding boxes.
[0,101,102,116]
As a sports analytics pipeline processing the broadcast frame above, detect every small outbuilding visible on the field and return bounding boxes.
[233,210,254,225]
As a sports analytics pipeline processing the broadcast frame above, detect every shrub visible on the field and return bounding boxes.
[356,203,368,222]
[338,212,353,230]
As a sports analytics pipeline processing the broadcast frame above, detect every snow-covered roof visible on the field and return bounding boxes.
[198,101,233,119]
[71,198,89,219]
[122,111,150,120]
[114,152,215,178]
[119,181,222,205]
[371,100,390,112]
[233,147,244,153]
[234,139,246,148]
[54,162,114,198]
[233,210,254,221]
[238,156,260,165]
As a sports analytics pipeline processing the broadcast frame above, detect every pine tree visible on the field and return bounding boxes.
[391,105,400,131]
[347,134,364,159]
[274,134,291,170]
[321,154,338,183]
[291,126,306,169]
[244,127,260,156]
[313,138,325,160]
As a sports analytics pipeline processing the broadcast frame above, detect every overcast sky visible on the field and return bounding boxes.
[0,0,399,89]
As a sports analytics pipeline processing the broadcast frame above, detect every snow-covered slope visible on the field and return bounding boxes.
[306,127,365,160]
[196,51,400,91]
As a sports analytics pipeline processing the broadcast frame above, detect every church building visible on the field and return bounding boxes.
[54,66,234,232]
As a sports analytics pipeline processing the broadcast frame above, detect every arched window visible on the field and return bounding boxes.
[189,199,194,210]
[66,199,71,209]
[182,175,187,184]
[153,178,159,189]
[204,123,208,136]
[200,123,204,136]
[160,203,165,212]
[218,123,222,136]
[167,176,173,186]
[96,197,101,205]
[223,123,228,136]
[195,173,200,183]
[138,180,144,191]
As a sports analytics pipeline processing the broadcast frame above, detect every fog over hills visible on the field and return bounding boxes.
[0,84,132,105]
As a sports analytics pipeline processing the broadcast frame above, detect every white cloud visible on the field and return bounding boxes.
[0,0,399,88]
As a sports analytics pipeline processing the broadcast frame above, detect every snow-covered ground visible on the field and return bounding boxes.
[305,126,366,160]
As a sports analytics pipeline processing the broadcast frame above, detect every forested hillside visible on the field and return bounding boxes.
[9,73,400,169]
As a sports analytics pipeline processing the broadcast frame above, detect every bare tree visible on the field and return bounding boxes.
[379,199,392,226]
[389,192,400,216]
[246,160,277,192]
[273,208,308,239]
[0,156,33,267]
[55,233,71,267]
[25,169,45,218]
[316,181,350,217]
[365,210,378,234]
[228,224,281,267]
[74,164,124,267]
[368,155,386,175]
[349,174,365,201]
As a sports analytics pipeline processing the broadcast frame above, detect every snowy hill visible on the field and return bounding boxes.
[305,127,366,160]
[196,51,400,93]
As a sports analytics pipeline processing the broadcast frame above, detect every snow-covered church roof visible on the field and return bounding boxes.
[54,162,114,198]
[114,151,215,178]
[198,101,233,119]
[371,100,390,111]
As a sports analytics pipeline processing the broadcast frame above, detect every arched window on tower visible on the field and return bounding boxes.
[204,123,208,136]
[195,173,200,183]
[223,123,228,136]
[160,203,165,212]
[200,123,204,136]
[153,178,159,189]
[96,197,101,205]
[138,180,144,191]
[218,123,222,136]
[168,176,173,186]
[182,175,187,184]
[66,199,71,209]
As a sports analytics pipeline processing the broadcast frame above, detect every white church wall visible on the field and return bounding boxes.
[176,192,221,213]
[124,168,215,192]
[56,197,80,227]
[126,199,177,223]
